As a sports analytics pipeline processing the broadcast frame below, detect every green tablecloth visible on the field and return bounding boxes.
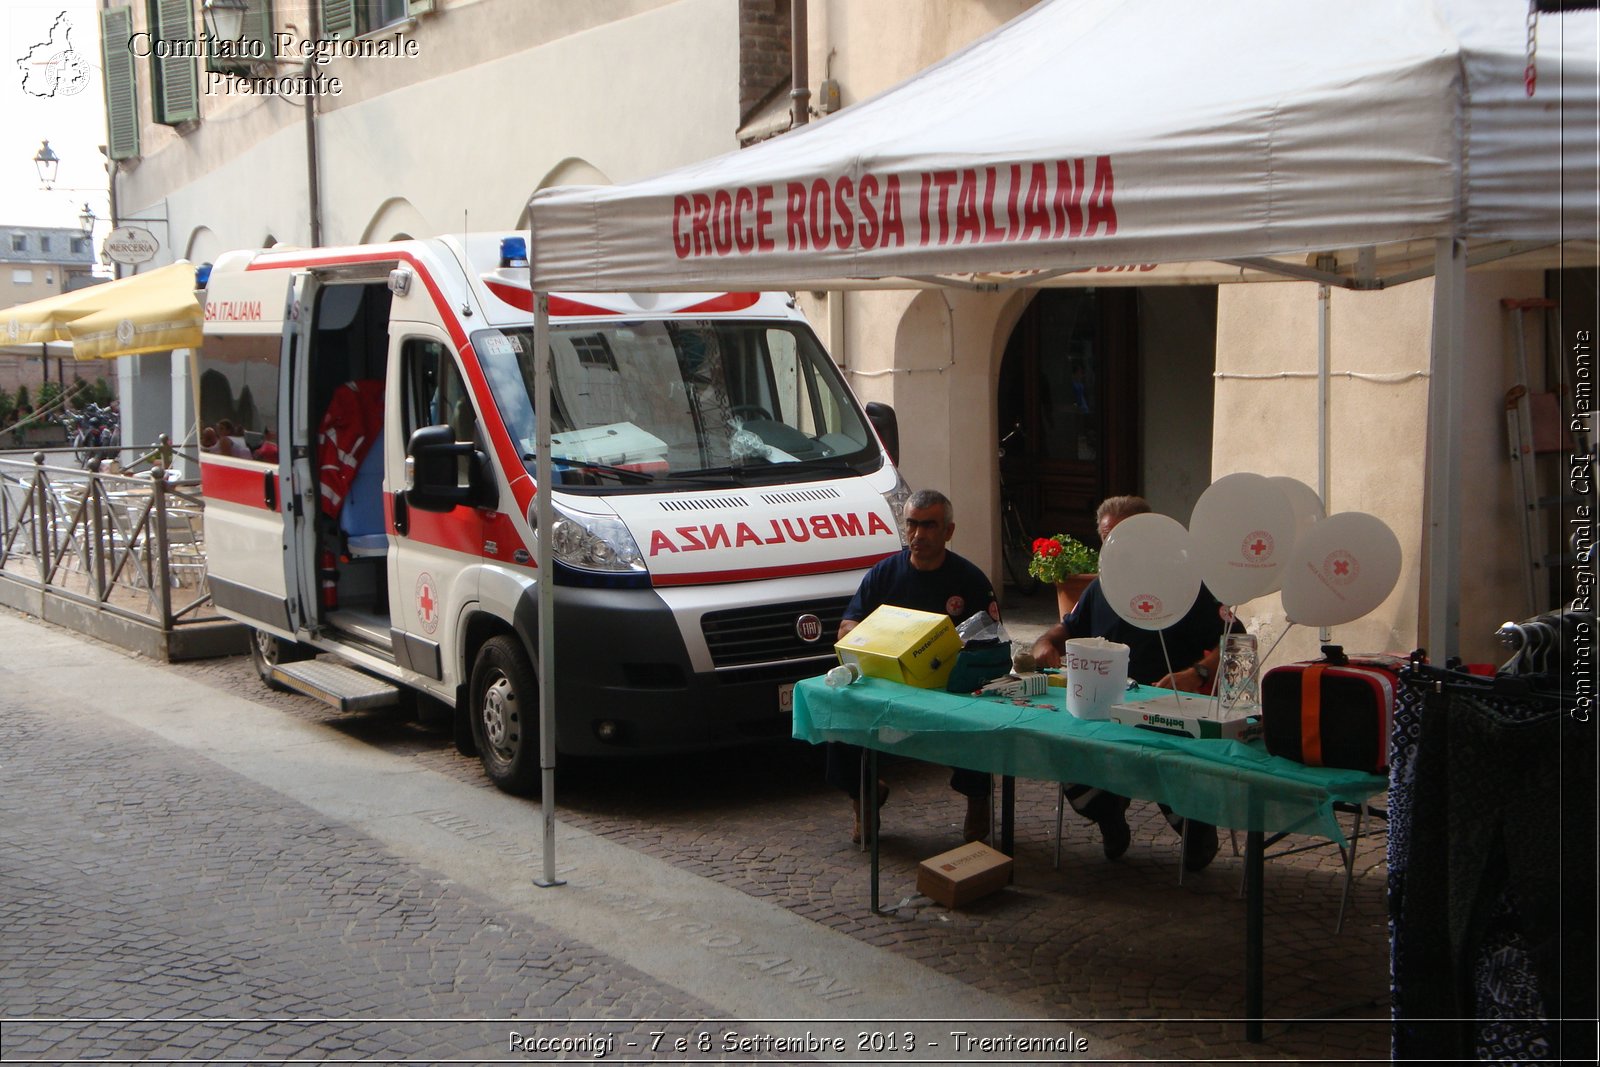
[793,676,1386,845]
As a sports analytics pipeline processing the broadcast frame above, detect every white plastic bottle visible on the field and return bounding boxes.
[825,662,862,688]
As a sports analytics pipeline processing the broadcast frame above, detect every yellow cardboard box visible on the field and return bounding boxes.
[835,605,963,689]
[916,841,1014,908]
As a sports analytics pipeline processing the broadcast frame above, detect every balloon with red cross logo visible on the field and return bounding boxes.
[1188,472,1298,608]
[1099,512,1200,631]
[1280,512,1402,627]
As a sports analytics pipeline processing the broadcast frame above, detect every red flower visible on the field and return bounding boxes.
[1038,539,1062,558]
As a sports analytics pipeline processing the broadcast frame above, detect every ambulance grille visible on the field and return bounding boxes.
[761,486,842,506]
[702,596,851,668]
[659,495,749,512]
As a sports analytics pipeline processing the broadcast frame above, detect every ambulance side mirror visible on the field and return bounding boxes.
[405,424,478,513]
[865,402,899,466]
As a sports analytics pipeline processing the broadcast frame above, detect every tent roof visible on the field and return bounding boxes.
[526,0,1598,293]
[0,262,203,359]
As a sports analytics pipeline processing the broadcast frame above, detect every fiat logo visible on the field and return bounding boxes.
[795,614,823,643]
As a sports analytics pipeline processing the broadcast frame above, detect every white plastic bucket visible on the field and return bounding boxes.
[1062,637,1130,719]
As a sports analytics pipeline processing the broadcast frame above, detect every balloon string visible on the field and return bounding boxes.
[1251,623,1294,688]
[1157,630,1182,708]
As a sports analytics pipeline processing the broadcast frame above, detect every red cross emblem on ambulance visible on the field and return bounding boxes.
[415,572,440,634]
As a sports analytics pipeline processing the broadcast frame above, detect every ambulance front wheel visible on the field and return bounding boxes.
[249,629,313,691]
[470,635,541,795]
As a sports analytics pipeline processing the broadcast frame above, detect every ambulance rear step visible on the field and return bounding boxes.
[270,659,400,712]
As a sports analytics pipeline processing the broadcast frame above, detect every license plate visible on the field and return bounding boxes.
[779,682,795,714]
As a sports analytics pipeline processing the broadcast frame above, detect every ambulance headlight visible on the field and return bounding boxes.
[539,504,646,574]
[882,470,912,546]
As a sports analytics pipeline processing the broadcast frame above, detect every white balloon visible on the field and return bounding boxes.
[1265,476,1326,594]
[1188,472,1297,608]
[1099,513,1200,631]
[1280,512,1403,627]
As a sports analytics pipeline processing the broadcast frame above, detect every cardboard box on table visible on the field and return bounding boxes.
[916,841,1014,907]
[835,605,963,689]
[1109,691,1263,742]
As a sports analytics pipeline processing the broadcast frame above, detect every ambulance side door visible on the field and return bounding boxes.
[387,330,483,686]
[199,269,311,640]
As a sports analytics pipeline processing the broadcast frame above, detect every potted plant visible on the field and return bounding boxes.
[1028,534,1100,617]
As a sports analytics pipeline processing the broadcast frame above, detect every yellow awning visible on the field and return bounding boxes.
[0,261,203,359]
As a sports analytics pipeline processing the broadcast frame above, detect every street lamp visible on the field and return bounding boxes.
[202,0,250,43]
[79,203,96,238]
[33,140,59,188]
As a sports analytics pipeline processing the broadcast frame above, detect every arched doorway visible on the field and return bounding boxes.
[998,288,1141,549]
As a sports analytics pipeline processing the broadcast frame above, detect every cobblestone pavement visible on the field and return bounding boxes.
[1,592,1392,1063]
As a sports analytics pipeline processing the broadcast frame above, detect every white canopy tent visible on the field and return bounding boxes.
[518,0,1598,877]
[527,0,1595,293]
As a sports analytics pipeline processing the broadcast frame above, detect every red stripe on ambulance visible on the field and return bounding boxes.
[651,552,897,587]
[200,458,275,511]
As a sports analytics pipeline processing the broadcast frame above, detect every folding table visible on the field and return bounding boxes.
[793,675,1386,1041]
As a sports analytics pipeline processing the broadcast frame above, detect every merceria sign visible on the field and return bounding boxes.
[103,226,159,265]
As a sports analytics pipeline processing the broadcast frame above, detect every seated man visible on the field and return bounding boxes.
[827,489,1001,844]
[1031,495,1234,871]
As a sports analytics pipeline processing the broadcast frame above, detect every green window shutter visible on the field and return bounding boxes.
[322,0,357,40]
[151,0,199,125]
[408,0,435,16]
[245,0,275,61]
[100,7,140,160]
[210,0,274,71]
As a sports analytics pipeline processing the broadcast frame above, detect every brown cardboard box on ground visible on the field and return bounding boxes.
[834,604,964,689]
[916,841,1014,908]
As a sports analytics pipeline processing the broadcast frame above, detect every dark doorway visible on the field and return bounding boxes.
[998,289,1140,548]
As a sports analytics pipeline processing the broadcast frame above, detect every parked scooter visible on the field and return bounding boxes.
[61,403,120,468]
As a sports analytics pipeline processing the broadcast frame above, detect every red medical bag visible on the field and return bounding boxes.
[1261,648,1404,774]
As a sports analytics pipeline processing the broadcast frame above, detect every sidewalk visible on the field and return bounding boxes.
[0,607,1391,1062]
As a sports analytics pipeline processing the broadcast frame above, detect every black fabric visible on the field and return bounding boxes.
[1389,664,1596,1062]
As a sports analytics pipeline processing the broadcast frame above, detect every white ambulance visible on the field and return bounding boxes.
[198,234,908,792]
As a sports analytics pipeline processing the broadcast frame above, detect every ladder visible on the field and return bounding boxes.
[1501,297,1563,616]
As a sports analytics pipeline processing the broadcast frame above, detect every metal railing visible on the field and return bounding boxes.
[0,448,214,631]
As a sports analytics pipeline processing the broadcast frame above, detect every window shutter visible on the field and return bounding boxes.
[211,0,275,71]
[244,0,276,60]
[322,0,357,40]
[408,0,436,16]
[152,0,199,125]
[101,7,141,159]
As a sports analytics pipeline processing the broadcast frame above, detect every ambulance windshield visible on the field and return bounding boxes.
[473,320,880,488]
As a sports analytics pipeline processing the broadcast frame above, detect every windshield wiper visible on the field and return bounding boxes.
[526,455,657,484]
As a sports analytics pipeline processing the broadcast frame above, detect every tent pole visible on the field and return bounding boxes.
[1317,284,1332,646]
[533,290,563,888]
[1425,238,1465,660]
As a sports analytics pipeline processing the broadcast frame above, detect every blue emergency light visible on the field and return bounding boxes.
[499,236,528,268]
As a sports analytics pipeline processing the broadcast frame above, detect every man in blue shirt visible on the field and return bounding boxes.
[829,489,1001,845]
[1030,495,1231,872]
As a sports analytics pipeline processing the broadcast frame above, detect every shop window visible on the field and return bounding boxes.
[322,0,433,38]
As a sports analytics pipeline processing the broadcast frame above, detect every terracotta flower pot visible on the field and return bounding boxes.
[1055,573,1096,618]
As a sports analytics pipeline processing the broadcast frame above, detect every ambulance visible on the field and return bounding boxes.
[198,234,908,793]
